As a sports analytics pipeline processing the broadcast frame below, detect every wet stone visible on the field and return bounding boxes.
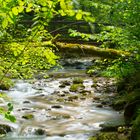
[57,98,65,102]
[21,108,31,111]
[93,97,100,101]
[60,80,71,86]
[80,97,86,100]
[34,128,46,135]
[59,84,66,88]
[0,124,13,134]
[101,101,108,105]
[23,100,31,104]
[51,105,63,109]
[68,95,78,101]
[53,91,60,94]
[58,93,66,97]
[96,104,103,108]
[22,114,34,120]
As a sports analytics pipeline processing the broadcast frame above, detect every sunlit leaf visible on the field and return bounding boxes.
[18,6,24,13]
[2,19,8,28]
[60,0,66,10]
[76,13,82,20]
[19,0,24,6]
[12,7,19,15]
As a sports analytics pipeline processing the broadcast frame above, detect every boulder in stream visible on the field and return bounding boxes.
[0,124,13,135]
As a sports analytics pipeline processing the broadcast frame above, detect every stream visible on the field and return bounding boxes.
[0,57,124,140]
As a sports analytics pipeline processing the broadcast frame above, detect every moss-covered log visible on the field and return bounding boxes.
[56,42,130,59]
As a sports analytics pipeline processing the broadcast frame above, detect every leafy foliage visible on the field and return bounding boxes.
[0,103,16,122]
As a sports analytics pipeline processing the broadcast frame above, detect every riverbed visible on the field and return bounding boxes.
[0,57,124,140]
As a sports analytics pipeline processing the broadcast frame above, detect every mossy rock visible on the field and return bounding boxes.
[112,98,127,111]
[60,80,71,86]
[89,136,97,140]
[0,78,13,90]
[68,95,78,101]
[57,98,65,102]
[100,120,125,132]
[73,78,83,84]
[97,132,118,140]
[22,114,34,120]
[70,84,85,92]
[89,132,119,140]
[91,83,97,88]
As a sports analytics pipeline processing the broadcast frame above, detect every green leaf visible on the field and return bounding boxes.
[19,0,24,6]
[42,7,47,12]
[5,114,16,122]
[18,6,24,13]
[76,13,82,20]
[7,15,14,24]
[60,0,66,10]
[12,7,19,15]
[26,8,32,12]
[68,10,75,16]
[13,51,18,57]
[2,19,8,28]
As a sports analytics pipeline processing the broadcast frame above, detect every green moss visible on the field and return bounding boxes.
[70,84,84,92]
[89,137,97,140]
[113,89,140,111]
[0,78,14,90]
[22,114,34,120]
[0,92,10,100]
[112,98,127,110]
[97,132,118,140]
[131,114,140,140]
[73,78,83,84]
[68,95,78,101]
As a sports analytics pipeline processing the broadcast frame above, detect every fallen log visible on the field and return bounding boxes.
[55,42,130,59]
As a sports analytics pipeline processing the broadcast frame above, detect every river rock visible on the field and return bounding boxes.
[100,119,125,132]
[51,105,63,109]
[0,124,13,134]
[93,97,100,101]
[22,114,34,119]
[70,84,85,92]
[73,78,83,84]
[23,100,31,104]
[60,80,71,86]
[59,84,66,88]
[96,104,103,108]
[34,128,46,135]
[67,95,78,101]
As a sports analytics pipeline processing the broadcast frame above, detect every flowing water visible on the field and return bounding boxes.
[0,57,124,140]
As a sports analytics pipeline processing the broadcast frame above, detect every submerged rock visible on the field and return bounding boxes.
[22,114,34,120]
[73,78,83,84]
[51,105,63,109]
[70,84,85,92]
[23,100,31,104]
[0,124,13,134]
[34,128,46,135]
[67,95,78,101]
